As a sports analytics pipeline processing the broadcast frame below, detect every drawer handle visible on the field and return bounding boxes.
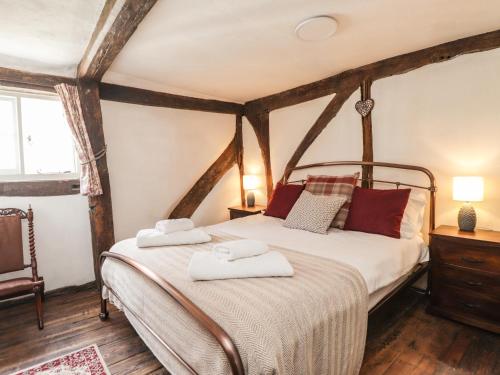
[465,280,483,287]
[462,302,480,309]
[461,256,485,264]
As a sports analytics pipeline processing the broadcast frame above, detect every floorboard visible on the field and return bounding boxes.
[0,286,498,374]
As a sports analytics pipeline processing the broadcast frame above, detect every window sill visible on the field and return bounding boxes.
[0,179,80,197]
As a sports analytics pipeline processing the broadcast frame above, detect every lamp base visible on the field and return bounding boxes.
[458,204,476,232]
[246,191,255,207]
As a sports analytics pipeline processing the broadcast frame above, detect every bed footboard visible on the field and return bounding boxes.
[99,251,245,375]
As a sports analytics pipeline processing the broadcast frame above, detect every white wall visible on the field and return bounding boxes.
[4,47,499,293]
[244,48,500,233]
[0,195,94,291]
[371,49,500,232]
[101,100,241,241]
[241,117,267,205]
[0,88,242,292]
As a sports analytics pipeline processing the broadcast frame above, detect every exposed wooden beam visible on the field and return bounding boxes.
[79,0,119,75]
[78,0,158,80]
[0,67,75,92]
[245,110,273,200]
[99,82,244,114]
[235,114,245,206]
[75,0,159,283]
[169,137,238,219]
[282,85,358,181]
[0,179,79,197]
[77,80,115,288]
[360,80,374,188]
[245,28,500,112]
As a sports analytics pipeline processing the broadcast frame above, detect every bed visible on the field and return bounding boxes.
[99,161,436,375]
[208,214,428,310]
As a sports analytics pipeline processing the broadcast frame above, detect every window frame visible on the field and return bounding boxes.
[0,88,80,182]
[0,94,21,176]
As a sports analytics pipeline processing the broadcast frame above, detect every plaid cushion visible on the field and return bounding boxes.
[305,172,360,228]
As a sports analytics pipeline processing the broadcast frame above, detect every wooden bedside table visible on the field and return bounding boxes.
[428,225,500,333]
[228,205,266,220]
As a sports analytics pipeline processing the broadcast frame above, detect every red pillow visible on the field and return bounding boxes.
[264,182,304,219]
[344,187,411,238]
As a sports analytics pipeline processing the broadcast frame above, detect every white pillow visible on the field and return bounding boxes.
[400,190,427,239]
[284,191,346,234]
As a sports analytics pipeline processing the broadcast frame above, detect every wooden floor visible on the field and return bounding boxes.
[0,286,498,375]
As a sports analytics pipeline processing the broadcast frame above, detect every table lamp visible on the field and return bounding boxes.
[243,174,259,207]
[452,176,484,231]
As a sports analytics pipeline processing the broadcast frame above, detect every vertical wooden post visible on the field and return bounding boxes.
[77,80,115,289]
[245,110,273,201]
[234,114,245,206]
[360,80,374,188]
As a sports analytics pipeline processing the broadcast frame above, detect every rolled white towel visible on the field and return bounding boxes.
[155,218,194,234]
[188,251,294,281]
[136,228,211,248]
[213,239,268,261]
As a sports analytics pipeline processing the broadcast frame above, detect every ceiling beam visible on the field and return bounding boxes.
[77,0,118,78]
[0,67,75,92]
[245,28,500,112]
[99,82,244,115]
[78,0,158,80]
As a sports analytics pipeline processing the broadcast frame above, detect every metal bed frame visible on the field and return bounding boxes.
[99,161,437,375]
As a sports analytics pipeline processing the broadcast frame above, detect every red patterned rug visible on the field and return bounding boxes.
[11,344,110,375]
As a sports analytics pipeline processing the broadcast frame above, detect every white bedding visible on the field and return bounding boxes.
[207,214,428,295]
[103,231,368,375]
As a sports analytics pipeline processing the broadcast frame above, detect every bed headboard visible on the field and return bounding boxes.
[283,161,437,232]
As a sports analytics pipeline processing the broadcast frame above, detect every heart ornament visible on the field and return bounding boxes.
[355,99,374,117]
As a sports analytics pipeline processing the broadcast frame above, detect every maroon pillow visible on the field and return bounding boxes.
[344,187,411,238]
[264,182,304,219]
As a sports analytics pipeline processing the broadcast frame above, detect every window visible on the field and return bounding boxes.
[0,90,78,181]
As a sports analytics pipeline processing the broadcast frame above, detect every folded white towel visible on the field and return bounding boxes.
[155,218,194,234]
[213,239,268,261]
[136,228,211,248]
[188,251,294,281]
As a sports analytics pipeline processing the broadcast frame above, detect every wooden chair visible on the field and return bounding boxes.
[0,207,44,329]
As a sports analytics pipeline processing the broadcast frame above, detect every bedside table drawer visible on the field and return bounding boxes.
[429,226,500,333]
[229,210,250,220]
[228,205,265,220]
[431,238,500,274]
[432,285,500,323]
[431,265,500,298]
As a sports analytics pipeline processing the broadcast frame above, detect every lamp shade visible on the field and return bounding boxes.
[243,175,259,190]
[453,176,484,202]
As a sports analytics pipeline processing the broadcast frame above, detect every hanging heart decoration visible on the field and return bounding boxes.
[355,99,375,117]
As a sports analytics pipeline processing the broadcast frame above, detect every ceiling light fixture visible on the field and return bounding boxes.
[295,15,338,41]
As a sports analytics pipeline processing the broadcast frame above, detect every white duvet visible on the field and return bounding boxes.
[207,214,428,294]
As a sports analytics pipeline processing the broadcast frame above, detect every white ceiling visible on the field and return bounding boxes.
[0,0,104,77]
[0,1,499,102]
[104,0,500,102]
